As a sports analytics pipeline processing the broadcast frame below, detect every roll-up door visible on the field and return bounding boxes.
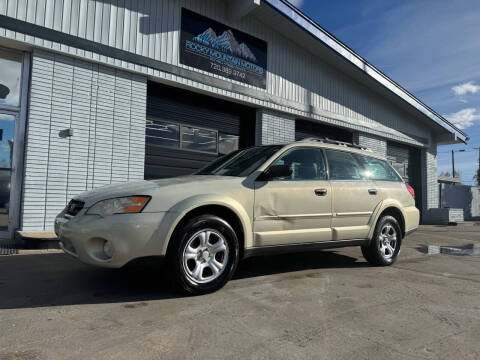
[387,142,423,212]
[145,82,255,179]
[295,119,353,143]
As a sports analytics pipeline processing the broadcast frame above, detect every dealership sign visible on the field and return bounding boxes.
[180,8,268,89]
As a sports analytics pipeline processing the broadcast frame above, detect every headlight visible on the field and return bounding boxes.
[86,196,151,217]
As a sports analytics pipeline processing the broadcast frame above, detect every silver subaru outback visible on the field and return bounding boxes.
[55,138,419,294]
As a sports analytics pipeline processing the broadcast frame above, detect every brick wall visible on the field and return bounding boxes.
[423,146,439,212]
[256,110,295,145]
[354,132,387,157]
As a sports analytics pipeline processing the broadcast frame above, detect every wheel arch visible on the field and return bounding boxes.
[161,196,252,258]
[374,206,406,240]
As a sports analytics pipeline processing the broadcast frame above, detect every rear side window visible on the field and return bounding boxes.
[325,149,364,180]
[355,155,402,181]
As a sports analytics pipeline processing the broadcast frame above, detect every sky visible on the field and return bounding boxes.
[288,0,480,185]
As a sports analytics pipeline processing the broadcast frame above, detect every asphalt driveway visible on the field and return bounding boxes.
[0,225,479,360]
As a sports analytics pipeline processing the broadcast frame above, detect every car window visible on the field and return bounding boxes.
[355,155,402,181]
[195,145,282,177]
[325,149,364,180]
[271,148,326,180]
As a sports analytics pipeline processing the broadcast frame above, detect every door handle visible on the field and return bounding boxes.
[368,189,378,195]
[315,189,328,196]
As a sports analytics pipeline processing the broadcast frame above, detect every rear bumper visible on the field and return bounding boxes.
[403,206,420,236]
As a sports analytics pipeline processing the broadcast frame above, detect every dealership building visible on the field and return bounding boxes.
[0,0,469,243]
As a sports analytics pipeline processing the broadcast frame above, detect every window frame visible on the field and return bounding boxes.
[263,146,328,182]
[0,47,24,113]
[146,117,224,155]
[322,148,404,182]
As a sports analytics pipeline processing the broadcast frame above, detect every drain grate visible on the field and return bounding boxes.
[0,244,19,256]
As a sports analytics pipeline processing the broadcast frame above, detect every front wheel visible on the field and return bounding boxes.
[361,215,402,266]
[167,215,240,295]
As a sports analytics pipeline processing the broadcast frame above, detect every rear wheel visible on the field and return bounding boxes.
[167,215,239,295]
[362,215,401,266]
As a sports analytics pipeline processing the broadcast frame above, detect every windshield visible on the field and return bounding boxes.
[195,145,283,177]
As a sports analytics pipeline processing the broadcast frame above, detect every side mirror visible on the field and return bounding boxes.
[257,164,292,181]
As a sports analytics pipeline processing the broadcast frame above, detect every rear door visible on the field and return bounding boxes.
[325,149,382,240]
[254,147,333,246]
[355,154,411,208]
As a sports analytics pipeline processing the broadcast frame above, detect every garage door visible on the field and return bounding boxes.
[145,82,255,179]
[295,119,353,143]
[387,142,423,212]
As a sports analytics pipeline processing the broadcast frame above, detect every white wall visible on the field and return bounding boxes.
[22,50,146,231]
[0,0,432,147]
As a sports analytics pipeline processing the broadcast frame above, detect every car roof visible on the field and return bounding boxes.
[279,138,387,160]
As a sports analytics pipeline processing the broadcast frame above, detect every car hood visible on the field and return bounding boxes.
[75,175,245,208]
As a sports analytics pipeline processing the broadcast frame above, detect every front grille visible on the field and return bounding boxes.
[65,199,85,216]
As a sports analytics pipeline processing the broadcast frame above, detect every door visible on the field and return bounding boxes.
[145,81,255,179]
[0,112,16,233]
[325,149,382,240]
[254,147,332,246]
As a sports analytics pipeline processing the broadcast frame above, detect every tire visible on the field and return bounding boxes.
[361,215,402,266]
[167,214,240,295]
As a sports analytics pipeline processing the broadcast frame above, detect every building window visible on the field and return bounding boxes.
[147,118,234,155]
[181,126,217,153]
[146,120,180,148]
[0,49,23,109]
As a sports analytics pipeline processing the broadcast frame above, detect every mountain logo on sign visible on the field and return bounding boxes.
[193,28,257,62]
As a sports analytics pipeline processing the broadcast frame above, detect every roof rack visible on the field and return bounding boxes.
[298,137,372,151]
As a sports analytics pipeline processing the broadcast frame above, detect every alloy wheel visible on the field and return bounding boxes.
[378,223,397,259]
[182,229,229,284]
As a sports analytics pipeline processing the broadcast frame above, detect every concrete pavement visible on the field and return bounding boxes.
[0,225,479,360]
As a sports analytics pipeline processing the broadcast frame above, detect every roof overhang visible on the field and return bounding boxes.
[244,0,469,144]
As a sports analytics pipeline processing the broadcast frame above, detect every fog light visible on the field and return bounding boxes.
[103,240,114,258]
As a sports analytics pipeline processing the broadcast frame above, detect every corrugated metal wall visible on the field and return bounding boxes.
[23,49,146,231]
[0,0,431,146]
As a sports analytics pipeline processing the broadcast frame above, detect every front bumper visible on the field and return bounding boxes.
[55,211,168,268]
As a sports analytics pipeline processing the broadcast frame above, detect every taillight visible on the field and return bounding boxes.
[406,183,415,199]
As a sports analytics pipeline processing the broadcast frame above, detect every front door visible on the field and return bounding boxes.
[0,112,16,234]
[325,149,382,240]
[253,147,333,246]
